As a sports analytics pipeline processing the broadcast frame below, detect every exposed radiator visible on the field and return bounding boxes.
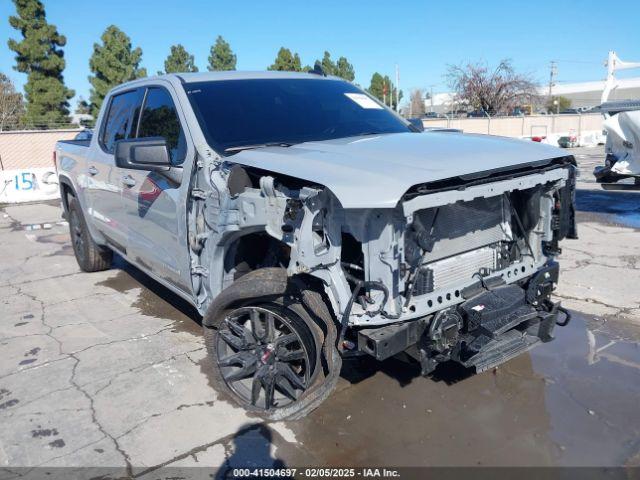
[413,246,498,295]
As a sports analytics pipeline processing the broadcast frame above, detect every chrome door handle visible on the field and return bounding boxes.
[122,175,136,188]
[87,166,98,176]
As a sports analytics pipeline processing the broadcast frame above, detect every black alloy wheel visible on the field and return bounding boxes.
[215,305,316,411]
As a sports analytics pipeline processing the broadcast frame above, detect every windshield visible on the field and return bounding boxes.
[184,78,411,154]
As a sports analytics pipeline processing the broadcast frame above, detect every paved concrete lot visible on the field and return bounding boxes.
[1,146,639,476]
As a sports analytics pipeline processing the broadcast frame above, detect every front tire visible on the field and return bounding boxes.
[68,197,112,272]
[204,298,326,420]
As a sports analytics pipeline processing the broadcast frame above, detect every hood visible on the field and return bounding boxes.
[230,131,567,209]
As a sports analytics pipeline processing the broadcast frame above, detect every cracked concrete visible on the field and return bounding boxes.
[0,203,299,477]
[554,146,640,324]
[1,147,640,474]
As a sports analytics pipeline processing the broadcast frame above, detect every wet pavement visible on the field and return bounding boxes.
[1,146,639,474]
[577,189,640,229]
[572,145,640,228]
[286,313,640,467]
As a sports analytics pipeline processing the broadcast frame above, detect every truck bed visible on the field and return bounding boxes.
[57,139,91,148]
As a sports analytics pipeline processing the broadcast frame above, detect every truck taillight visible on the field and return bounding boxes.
[52,151,58,173]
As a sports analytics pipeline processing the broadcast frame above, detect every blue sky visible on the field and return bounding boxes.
[1,0,640,107]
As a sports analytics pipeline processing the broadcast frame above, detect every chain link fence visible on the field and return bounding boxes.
[0,118,94,132]
[0,127,84,203]
[0,128,82,170]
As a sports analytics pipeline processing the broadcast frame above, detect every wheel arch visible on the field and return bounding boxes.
[58,174,107,246]
[221,230,292,280]
[58,175,76,216]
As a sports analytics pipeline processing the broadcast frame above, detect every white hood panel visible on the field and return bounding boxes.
[230,132,567,208]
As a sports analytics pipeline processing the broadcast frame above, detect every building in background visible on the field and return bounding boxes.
[420,77,640,116]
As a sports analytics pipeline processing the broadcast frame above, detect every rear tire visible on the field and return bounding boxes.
[68,197,112,272]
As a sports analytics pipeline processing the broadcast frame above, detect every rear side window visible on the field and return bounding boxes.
[100,89,144,153]
[137,87,186,165]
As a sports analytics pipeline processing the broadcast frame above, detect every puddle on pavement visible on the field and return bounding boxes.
[96,256,202,336]
[576,189,640,229]
[281,312,640,467]
[35,232,73,257]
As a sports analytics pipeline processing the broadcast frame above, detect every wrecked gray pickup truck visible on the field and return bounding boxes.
[55,71,577,419]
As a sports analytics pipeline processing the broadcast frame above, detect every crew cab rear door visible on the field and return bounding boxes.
[85,88,144,251]
[119,85,193,293]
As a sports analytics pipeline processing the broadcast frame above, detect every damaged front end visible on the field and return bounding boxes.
[189,151,577,403]
[352,159,578,375]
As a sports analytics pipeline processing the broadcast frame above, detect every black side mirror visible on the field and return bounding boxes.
[408,118,425,132]
[115,137,171,171]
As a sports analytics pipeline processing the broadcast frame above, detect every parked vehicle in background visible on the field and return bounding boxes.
[55,71,577,419]
[594,100,640,187]
[558,134,579,148]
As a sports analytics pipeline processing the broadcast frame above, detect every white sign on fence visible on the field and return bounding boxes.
[0,168,60,204]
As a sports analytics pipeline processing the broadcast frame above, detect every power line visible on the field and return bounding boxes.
[555,59,604,65]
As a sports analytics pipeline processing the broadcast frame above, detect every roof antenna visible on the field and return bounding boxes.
[309,63,326,77]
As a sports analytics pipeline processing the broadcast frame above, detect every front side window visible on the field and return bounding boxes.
[137,87,186,165]
[100,89,143,153]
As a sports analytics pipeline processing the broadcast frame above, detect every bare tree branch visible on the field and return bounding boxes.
[409,89,425,117]
[0,72,25,131]
[446,59,539,115]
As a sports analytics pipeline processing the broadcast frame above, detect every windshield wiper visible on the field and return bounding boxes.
[224,142,296,153]
[352,131,391,138]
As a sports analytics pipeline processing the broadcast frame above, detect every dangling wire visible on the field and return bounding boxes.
[505,194,535,258]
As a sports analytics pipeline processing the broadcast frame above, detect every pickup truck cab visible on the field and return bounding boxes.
[56,71,577,420]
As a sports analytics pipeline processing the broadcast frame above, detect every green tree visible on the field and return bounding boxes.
[367,72,402,109]
[74,96,92,127]
[74,96,91,115]
[0,72,25,131]
[312,51,355,81]
[7,0,74,126]
[268,47,303,72]
[315,51,336,75]
[335,56,355,82]
[546,95,571,114]
[208,36,236,71]
[88,25,146,117]
[161,44,198,74]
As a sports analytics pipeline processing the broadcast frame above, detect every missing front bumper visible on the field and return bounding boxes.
[357,276,565,375]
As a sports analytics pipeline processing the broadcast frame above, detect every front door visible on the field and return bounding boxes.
[120,85,192,292]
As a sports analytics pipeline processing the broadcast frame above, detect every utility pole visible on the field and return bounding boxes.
[383,80,387,106]
[548,61,557,99]
[430,86,434,112]
[428,84,436,113]
[395,64,400,112]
